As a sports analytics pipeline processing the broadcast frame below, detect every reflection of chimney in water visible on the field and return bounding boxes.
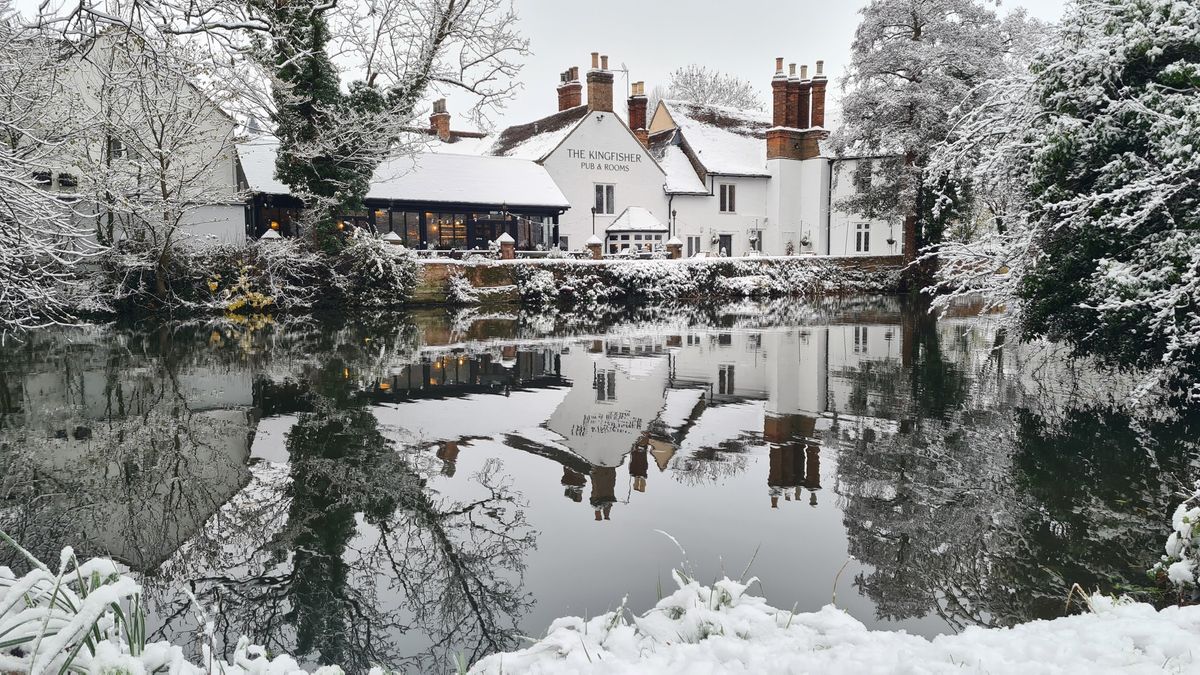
[562,467,586,502]
[590,466,617,521]
[436,441,460,477]
[805,444,821,506]
[630,447,649,493]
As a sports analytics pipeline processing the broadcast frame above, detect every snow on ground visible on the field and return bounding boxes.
[470,572,1200,674]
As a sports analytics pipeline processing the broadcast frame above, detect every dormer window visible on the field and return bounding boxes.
[108,137,127,159]
[57,173,77,188]
[32,171,51,186]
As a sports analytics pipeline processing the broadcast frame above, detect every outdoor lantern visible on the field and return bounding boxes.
[270,220,279,230]
[337,221,345,231]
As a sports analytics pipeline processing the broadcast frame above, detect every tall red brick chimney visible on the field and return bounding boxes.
[558,67,582,111]
[798,65,812,129]
[771,57,787,128]
[430,98,450,141]
[628,80,649,147]
[786,63,801,128]
[587,52,614,113]
[810,60,827,128]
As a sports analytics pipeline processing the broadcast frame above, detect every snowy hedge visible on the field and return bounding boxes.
[510,258,901,307]
[89,233,421,315]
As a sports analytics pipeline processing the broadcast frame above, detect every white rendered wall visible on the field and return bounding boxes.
[541,112,668,250]
[670,175,769,257]
[828,159,901,257]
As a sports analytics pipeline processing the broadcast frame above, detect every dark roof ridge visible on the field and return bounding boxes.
[488,105,589,158]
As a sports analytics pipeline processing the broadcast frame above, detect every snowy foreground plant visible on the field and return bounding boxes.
[0,537,363,675]
[470,570,1200,674]
[1153,481,1200,601]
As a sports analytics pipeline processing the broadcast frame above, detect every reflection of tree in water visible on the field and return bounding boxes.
[0,326,256,573]
[834,319,1200,632]
[180,359,535,673]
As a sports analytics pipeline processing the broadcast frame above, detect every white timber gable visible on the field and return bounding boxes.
[540,111,668,250]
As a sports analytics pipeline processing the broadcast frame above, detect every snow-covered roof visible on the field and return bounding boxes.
[660,100,771,177]
[237,138,570,209]
[606,206,668,233]
[485,105,589,161]
[658,143,708,194]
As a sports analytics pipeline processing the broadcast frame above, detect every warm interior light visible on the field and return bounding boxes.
[337,221,346,231]
[270,221,280,230]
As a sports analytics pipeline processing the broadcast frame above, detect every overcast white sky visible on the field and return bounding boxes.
[14,0,1069,132]
[477,0,1069,130]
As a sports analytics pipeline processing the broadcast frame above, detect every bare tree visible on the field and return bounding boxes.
[664,64,762,111]
[0,2,96,329]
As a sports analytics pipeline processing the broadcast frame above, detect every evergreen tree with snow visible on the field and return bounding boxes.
[832,0,1033,255]
[929,0,1200,401]
[1018,0,1200,397]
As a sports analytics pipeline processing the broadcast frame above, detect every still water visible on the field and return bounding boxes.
[1,298,1197,672]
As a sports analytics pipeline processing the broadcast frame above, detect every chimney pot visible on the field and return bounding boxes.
[591,52,600,69]
[816,60,825,77]
[775,57,784,73]
[789,63,797,77]
[801,64,809,80]
[601,55,609,70]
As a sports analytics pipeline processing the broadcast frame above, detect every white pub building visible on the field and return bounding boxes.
[235,51,903,260]
[475,52,902,259]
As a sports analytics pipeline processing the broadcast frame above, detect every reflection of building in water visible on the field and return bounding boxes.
[0,339,256,569]
[383,318,906,518]
[369,350,562,400]
[764,413,822,508]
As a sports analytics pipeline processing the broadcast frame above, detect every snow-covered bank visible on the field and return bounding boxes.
[470,572,1200,674]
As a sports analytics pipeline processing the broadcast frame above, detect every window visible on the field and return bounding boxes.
[634,234,643,241]
[855,223,870,252]
[853,159,873,194]
[57,173,77,188]
[621,234,629,241]
[426,212,467,248]
[718,364,735,395]
[686,236,700,257]
[595,370,616,401]
[108,137,126,159]
[594,184,615,214]
[559,236,569,250]
[32,171,51,186]
[854,326,869,354]
[719,184,736,213]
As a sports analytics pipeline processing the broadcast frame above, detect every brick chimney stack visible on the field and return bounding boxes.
[810,60,827,128]
[586,52,614,113]
[628,80,649,147]
[798,65,812,129]
[768,57,827,161]
[771,57,788,128]
[430,98,451,141]
[558,67,582,111]
[786,63,801,128]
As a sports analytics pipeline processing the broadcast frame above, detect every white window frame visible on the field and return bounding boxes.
[719,184,736,213]
[855,222,870,253]
[594,183,615,215]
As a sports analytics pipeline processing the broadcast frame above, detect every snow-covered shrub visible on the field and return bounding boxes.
[446,270,481,305]
[519,268,558,306]
[1153,481,1200,601]
[334,234,420,308]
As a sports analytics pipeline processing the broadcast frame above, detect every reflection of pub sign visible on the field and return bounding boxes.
[570,410,644,437]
